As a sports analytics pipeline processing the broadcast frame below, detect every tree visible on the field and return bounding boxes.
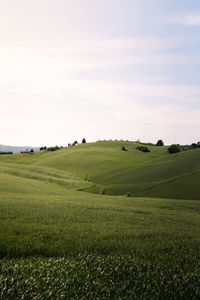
[191,143,197,149]
[82,138,86,143]
[73,141,78,146]
[136,146,150,153]
[121,146,128,151]
[168,144,180,154]
[156,140,164,146]
[30,149,34,153]
[47,146,60,151]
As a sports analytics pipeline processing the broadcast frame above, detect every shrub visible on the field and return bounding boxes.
[126,192,131,197]
[73,141,78,146]
[136,146,150,153]
[122,146,128,151]
[82,138,86,143]
[191,143,197,149]
[168,144,180,154]
[47,146,60,151]
[100,187,106,195]
[0,151,13,155]
[156,140,164,146]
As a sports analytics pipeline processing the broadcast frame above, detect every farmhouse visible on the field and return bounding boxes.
[20,150,31,154]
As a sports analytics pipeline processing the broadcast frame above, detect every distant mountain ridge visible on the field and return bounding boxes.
[0,144,39,153]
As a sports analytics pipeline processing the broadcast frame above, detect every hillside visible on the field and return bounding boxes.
[0,141,200,298]
[88,145,200,200]
[0,140,199,200]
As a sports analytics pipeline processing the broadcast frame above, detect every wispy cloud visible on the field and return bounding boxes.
[168,14,200,26]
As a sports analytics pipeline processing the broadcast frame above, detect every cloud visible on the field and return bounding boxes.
[0,35,199,146]
[168,14,200,26]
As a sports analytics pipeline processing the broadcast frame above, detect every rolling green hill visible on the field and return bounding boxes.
[0,140,199,199]
[0,141,200,298]
[88,145,200,199]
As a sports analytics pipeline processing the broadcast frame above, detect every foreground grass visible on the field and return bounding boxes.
[1,248,200,299]
[0,178,200,298]
[0,143,200,298]
[1,188,200,257]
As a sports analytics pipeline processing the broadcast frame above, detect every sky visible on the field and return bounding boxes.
[0,0,200,146]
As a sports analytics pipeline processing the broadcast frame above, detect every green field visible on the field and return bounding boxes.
[0,141,200,299]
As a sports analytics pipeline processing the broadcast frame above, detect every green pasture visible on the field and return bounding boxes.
[0,141,200,298]
[1,140,199,199]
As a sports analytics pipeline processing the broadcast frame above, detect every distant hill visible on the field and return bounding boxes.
[0,140,199,199]
[0,144,39,153]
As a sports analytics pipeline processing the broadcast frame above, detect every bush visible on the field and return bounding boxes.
[156,140,164,146]
[136,146,150,153]
[126,192,131,197]
[0,151,13,155]
[100,187,106,195]
[40,146,47,151]
[121,146,128,151]
[47,146,60,152]
[82,138,86,143]
[72,141,78,146]
[168,144,180,154]
[191,143,197,149]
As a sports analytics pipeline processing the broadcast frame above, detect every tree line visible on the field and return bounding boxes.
[39,139,86,152]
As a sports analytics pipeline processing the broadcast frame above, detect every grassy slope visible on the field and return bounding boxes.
[0,140,200,199]
[0,169,200,298]
[0,142,200,298]
[90,147,200,199]
[0,141,168,175]
[1,170,200,257]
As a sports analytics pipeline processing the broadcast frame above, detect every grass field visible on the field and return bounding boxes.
[0,141,200,298]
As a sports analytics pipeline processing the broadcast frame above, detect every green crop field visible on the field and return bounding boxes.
[0,141,200,299]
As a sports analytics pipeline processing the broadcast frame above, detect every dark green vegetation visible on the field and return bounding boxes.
[0,141,200,298]
[156,139,164,146]
[168,142,200,154]
[136,145,150,152]
[168,144,181,154]
[121,145,128,151]
[0,151,13,155]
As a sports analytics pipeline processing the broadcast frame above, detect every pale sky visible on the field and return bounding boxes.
[0,0,200,146]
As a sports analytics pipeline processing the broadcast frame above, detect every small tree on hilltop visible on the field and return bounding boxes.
[82,138,86,143]
[73,141,78,146]
[191,143,197,149]
[156,140,164,146]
